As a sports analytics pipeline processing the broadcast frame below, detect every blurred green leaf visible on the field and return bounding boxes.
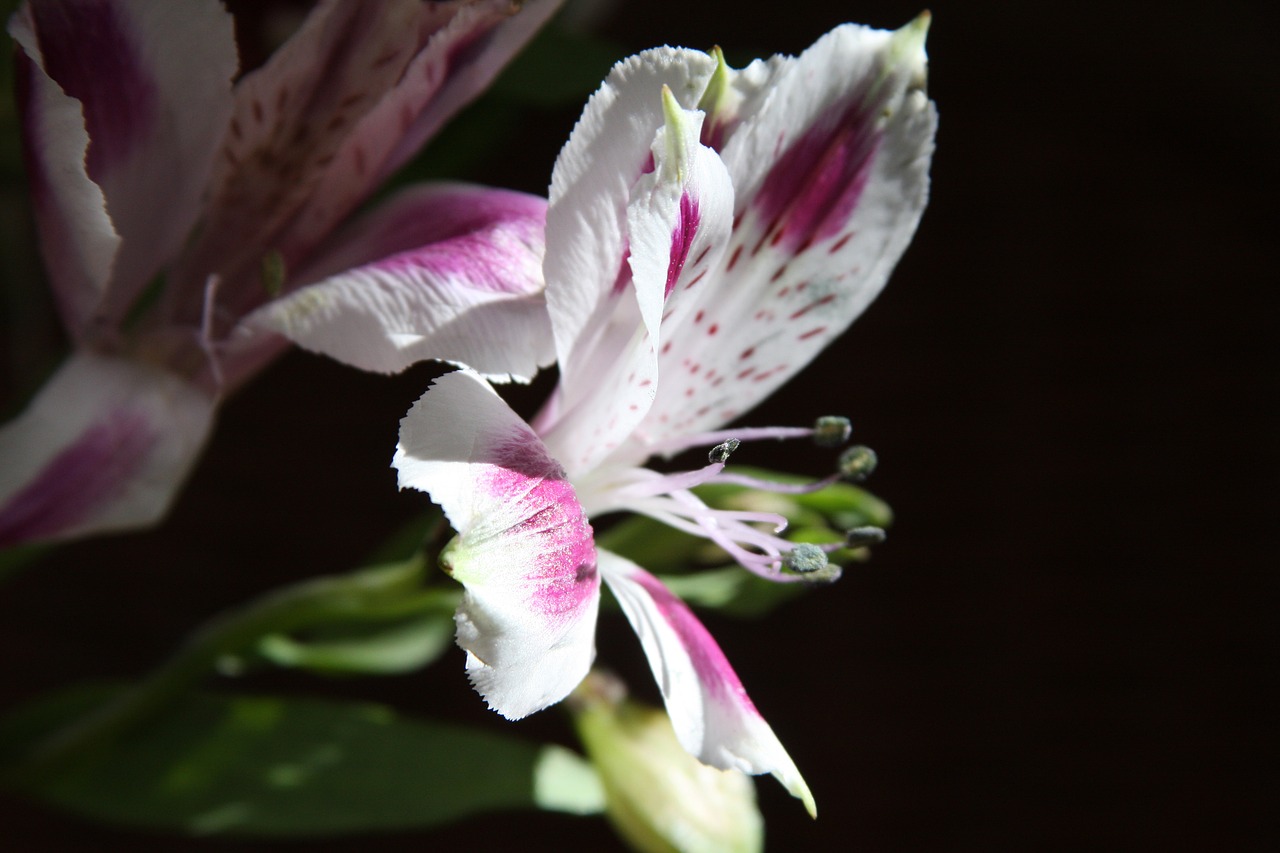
[696,467,893,531]
[1,687,602,836]
[654,567,810,619]
[257,611,454,676]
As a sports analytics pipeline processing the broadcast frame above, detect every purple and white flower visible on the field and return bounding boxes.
[0,0,560,546]
[393,17,936,814]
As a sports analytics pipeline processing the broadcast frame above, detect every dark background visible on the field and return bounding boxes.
[1,0,1274,850]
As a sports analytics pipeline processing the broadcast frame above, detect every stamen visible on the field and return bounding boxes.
[645,425,815,458]
[845,526,886,547]
[812,416,852,447]
[611,460,728,501]
[635,491,812,584]
[709,471,841,494]
[838,444,878,482]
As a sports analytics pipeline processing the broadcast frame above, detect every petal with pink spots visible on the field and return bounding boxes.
[539,86,733,476]
[169,0,556,326]
[641,18,936,443]
[543,47,717,391]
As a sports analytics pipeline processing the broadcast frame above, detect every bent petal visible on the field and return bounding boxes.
[0,352,215,547]
[9,0,238,332]
[643,18,936,442]
[543,46,716,391]
[394,369,599,719]
[598,550,815,816]
[240,184,552,381]
[541,89,734,475]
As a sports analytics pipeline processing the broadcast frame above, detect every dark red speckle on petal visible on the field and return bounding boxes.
[790,293,836,320]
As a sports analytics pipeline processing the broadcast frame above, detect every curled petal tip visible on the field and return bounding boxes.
[891,11,932,68]
[796,778,818,819]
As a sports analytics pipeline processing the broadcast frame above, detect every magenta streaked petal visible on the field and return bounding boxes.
[8,29,118,339]
[639,20,935,444]
[25,0,157,181]
[750,88,882,254]
[168,0,557,330]
[665,192,700,299]
[238,184,552,381]
[598,551,816,815]
[0,353,215,546]
[10,0,238,330]
[393,369,599,720]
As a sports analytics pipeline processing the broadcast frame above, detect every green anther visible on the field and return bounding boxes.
[845,526,886,547]
[838,445,878,483]
[813,416,853,448]
[784,542,828,574]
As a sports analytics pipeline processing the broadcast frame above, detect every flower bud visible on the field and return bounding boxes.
[570,672,763,853]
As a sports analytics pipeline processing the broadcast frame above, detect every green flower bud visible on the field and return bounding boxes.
[570,673,763,853]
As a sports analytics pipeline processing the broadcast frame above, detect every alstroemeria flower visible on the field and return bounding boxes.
[394,18,936,814]
[0,0,559,546]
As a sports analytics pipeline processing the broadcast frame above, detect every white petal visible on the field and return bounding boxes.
[599,550,815,815]
[544,47,716,393]
[9,0,238,331]
[394,369,599,719]
[643,19,936,441]
[0,352,214,546]
[540,93,735,475]
[240,184,551,381]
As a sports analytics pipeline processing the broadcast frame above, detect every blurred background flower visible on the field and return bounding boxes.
[0,0,1271,850]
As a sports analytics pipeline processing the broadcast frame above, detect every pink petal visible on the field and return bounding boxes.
[642,19,936,442]
[0,353,214,546]
[238,184,552,381]
[166,0,558,331]
[394,369,599,719]
[599,551,816,815]
[9,0,238,333]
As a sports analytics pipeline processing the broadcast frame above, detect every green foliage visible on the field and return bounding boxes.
[0,687,602,837]
[257,612,455,676]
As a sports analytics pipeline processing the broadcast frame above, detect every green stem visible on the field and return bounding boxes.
[13,555,457,779]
